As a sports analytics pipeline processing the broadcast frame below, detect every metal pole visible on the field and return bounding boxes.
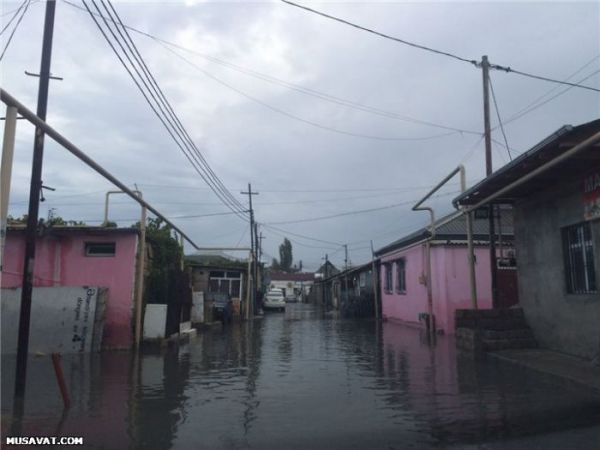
[1,105,18,270]
[459,168,478,309]
[15,0,56,399]
[425,240,435,341]
[0,89,200,250]
[370,240,380,320]
[482,55,498,308]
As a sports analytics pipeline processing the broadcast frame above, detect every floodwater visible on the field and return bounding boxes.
[2,303,600,449]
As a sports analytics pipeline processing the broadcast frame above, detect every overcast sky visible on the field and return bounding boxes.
[2,0,599,270]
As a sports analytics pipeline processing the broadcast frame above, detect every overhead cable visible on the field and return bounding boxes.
[282,0,600,93]
[62,0,480,136]
[158,43,460,142]
[280,0,477,65]
[0,0,31,61]
[488,75,511,161]
[100,0,248,215]
[81,0,248,221]
[264,191,460,225]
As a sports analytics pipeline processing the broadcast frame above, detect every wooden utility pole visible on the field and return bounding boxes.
[370,240,380,320]
[15,0,57,400]
[481,55,498,308]
[343,244,349,304]
[241,183,258,317]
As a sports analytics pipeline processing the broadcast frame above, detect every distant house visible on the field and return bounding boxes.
[268,271,314,301]
[321,263,376,317]
[454,119,600,361]
[1,225,140,350]
[186,252,249,319]
[312,261,340,307]
[374,210,514,334]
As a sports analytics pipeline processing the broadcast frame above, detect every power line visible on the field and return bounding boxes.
[0,0,27,34]
[80,0,249,221]
[98,0,247,216]
[261,223,342,246]
[490,63,600,93]
[280,0,477,66]
[61,0,480,137]
[488,75,511,161]
[264,191,460,225]
[158,43,459,142]
[0,0,31,61]
[282,0,600,93]
[502,69,600,128]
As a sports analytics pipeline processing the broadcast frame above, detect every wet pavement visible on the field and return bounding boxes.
[2,303,600,449]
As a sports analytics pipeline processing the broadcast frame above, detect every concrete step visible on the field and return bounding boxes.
[482,338,538,351]
[482,328,535,340]
[456,317,530,330]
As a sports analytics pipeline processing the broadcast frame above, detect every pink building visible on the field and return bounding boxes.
[375,211,514,334]
[2,226,140,349]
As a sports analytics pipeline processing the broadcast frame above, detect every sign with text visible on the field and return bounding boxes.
[583,171,600,220]
[1,286,100,354]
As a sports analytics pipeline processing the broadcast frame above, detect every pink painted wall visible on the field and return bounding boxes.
[380,243,492,334]
[2,230,139,349]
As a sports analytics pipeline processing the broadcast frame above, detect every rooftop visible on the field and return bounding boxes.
[375,208,513,256]
[269,271,315,282]
[454,119,600,207]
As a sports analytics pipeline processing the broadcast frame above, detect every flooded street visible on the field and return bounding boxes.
[3,304,600,449]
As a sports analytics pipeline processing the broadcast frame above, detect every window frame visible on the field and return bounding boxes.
[384,263,393,293]
[84,242,116,257]
[562,221,597,295]
[395,258,407,294]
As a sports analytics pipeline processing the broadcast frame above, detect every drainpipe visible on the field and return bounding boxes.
[413,165,479,338]
[0,105,18,270]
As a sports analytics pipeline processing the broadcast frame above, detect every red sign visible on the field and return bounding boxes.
[583,171,600,220]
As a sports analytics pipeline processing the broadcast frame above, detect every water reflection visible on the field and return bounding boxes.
[2,304,600,449]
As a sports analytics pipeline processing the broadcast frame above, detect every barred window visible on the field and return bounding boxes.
[384,264,393,293]
[396,259,406,294]
[563,222,596,294]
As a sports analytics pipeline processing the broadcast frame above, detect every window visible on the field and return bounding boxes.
[85,242,116,257]
[395,259,406,294]
[384,264,393,293]
[563,222,597,294]
[209,270,243,297]
[359,272,366,288]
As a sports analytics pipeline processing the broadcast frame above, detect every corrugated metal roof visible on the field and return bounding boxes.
[375,207,513,256]
[454,119,600,207]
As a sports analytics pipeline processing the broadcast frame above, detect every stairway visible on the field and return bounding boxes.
[455,308,537,352]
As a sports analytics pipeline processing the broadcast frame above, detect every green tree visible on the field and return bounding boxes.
[279,238,293,272]
[135,218,183,304]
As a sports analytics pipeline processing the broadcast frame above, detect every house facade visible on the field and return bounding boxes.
[374,212,513,334]
[268,271,314,301]
[455,119,600,361]
[1,226,140,349]
[186,252,248,319]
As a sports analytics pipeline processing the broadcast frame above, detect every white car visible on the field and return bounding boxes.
[264,289,286,311]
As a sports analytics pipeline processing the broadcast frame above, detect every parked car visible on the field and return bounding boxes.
[209,293,233,324]
[285,293,298,303]
[263,288,286,311]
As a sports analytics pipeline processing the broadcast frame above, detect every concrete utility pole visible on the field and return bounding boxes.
[481,55,498,308]
[15,0,57,400]
[241,183,258,317]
